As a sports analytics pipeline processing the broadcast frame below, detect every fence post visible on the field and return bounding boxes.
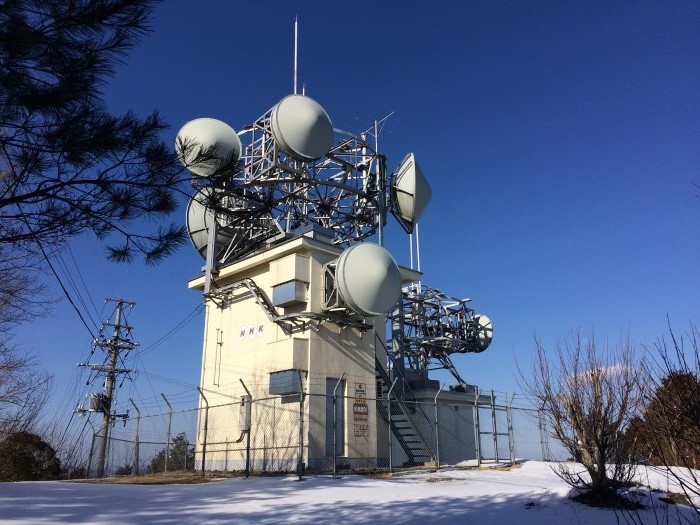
[197,387,209,477]
[160,393,173,473]
[332,373,345,478]
[538,403,549,461]
[239,379,252,478]
[491,390,499,463]
[87,431,96,479]
[387,378,398,473]
[106,428,113,476]
[296,372,306,481]
[474,387,481,467]
[130,398,140,475]
[507,394,515,465]
[434,384,443,469]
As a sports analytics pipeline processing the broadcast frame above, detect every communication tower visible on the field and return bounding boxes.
[181,28,493,470]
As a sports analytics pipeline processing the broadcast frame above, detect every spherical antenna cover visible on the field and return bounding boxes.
[335,243,402,316]
[270,94,334,161]
[472,314,493,352]
[176,118,242,177]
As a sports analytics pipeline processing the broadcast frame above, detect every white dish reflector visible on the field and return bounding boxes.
[270,94,334,161]
[472,314,493,352]
[185,190,234,259]
[335,243,402,317]
[176,118,242,177]
[391,153,432,233]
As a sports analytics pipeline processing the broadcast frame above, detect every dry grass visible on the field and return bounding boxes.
[75,463,525,484]
[426,476,461,483]
[454,462,524,472]
[73,472,219,485]
[363,471,394,479]
[659,491,693,507]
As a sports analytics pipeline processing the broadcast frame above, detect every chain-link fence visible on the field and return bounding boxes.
[86,391,559,478]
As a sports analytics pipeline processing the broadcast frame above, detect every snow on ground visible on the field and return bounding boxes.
[0,462,697,525]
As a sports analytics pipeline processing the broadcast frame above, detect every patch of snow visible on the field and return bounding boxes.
[0,462,696,524]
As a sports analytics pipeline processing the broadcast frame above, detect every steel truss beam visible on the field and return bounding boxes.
[191,110,385,266]
[392,285,488,385]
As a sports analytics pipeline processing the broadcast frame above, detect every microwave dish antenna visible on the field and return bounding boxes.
[270,94,334,161]
[186,189,233,259]
[177,92,436,298]
[181,95,386,274]
[176,118,242,178]
[390,152,432,233]
[334,243,402,316]
[471,314,494,352]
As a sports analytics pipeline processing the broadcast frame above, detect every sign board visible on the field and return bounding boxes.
[353,383,368,437]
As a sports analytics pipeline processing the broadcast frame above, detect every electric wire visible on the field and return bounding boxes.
[36,241,98,340]
[27,236,201,464]
[53,250,100,332]
[136,303,204,358]
[124,301,204,417]
[66,243,102,322]
[46,259,104,429]
[35,241,107,453]
[52,302,120,458]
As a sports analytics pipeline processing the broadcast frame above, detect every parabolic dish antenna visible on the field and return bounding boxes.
[270,94,334,161]
[185,190,235,259]
[176,118,242,177]
[335,243,402,317]
[391,152,432,233]
[472,314,493,352]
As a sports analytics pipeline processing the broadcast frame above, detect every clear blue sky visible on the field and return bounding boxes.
[14,1,699,425]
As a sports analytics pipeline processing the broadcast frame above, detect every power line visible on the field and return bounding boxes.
[65,243,101,321]
[36,241,97,340]
[136,303,204,358]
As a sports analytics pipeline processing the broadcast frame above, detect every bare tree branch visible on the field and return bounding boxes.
[519,329,644,502]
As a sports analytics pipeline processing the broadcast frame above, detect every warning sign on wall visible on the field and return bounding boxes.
[353,383,369,437]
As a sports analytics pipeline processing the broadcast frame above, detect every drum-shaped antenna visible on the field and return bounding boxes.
[335,243,402,316]
[270,94,334,161]
[185,190,234,259]
[472,314,493,352]
[391,153,432,233]
[176,118,242,177]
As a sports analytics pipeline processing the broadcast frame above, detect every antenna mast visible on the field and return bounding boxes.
[293,16,298,94]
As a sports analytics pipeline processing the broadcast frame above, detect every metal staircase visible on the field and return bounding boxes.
[375,354,436,466]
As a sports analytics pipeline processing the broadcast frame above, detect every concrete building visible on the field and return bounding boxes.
[189,226,496,473]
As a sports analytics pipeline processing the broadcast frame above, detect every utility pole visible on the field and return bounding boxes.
[78,299,137,478]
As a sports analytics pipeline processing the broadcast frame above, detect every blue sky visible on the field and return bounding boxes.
[13,1,699,424]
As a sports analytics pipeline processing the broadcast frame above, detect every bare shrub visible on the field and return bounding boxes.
[520,330,643,502]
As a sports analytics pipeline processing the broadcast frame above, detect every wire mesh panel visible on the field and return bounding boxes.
[86,408,199,477]
[82,389,561,477]
[249,395,302,473]
[511,407,545,461]
[198,396,303,474]
[434,401,478,466]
